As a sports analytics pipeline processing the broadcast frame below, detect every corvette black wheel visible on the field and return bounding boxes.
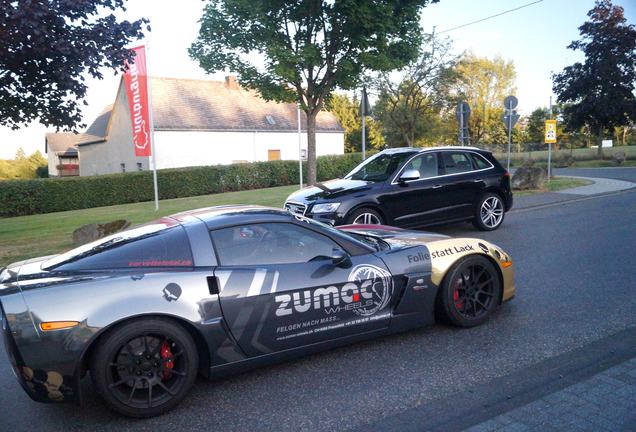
[91,318,198,418]
[436,255,501,327]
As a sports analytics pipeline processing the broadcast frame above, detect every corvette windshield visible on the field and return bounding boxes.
[298,216,387,252]
[345,152,415,182]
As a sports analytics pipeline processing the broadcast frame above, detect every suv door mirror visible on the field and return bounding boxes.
[331,247,351,268]
[399,169,420,182]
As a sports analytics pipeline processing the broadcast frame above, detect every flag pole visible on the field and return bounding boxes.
[145,43,159,211]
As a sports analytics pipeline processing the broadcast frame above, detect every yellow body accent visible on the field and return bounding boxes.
[425,238,515,302]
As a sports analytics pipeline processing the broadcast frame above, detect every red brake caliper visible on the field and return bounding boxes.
[453,280,464,310]
[160,341,174,381]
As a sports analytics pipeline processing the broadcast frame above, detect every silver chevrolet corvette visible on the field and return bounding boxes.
[1,205,514,417]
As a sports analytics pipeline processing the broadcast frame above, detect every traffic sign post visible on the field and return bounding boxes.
[502,95,519,171]
[545,119,557,182]
[456,101,471,145]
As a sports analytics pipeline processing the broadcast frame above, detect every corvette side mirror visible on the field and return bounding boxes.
[399,169,420,183]
[331,247,351,268]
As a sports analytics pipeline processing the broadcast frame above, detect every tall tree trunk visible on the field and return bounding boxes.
[596,133,603,159]
[306,111,317,185]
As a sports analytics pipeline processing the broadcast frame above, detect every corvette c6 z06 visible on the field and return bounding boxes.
[0,205,515,417]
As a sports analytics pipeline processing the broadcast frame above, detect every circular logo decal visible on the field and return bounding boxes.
[348,265,393,317]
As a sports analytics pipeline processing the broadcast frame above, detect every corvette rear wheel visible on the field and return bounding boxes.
[91,317,198,418]
[436,255,501,327]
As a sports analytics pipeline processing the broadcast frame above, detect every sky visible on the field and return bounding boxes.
[1,0,635,159]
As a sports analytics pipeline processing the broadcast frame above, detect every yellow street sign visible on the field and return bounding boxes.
[545,120,557,143]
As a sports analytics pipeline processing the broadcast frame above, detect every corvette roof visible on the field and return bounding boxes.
[170,205,293,228]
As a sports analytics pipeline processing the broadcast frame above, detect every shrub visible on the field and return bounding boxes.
[0,153,365,217]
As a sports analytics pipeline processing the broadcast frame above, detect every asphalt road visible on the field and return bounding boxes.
[1,168,635,431]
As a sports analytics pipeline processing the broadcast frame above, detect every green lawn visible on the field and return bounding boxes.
[569,160,636,168]
[0,184,299,267]
[0,176,595,267]
[513,176,592,196]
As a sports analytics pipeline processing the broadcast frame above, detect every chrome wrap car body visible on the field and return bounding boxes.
[1,206,514,408]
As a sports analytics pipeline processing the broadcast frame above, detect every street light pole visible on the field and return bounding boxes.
[547,96,552,182]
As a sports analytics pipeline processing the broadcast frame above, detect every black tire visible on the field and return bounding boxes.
[91,317,198,418]
[436,255,502,327]
[346,207,384,225]
[472,192,505,231]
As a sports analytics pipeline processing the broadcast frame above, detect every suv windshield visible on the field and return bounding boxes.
[345,151,416,182]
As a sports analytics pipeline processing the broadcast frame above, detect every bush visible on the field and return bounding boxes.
[0,153,365,217]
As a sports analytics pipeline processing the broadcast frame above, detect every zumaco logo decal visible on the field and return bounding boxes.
[274,265,393,318]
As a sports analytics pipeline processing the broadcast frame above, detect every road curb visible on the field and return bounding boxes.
[511,175,636,212]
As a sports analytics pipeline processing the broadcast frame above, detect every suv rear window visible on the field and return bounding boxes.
[469,153,493,170]
[441,152,474,174]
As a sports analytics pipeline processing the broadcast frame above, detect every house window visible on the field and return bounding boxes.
[268,150,281,161]
[137,162,143,171]
[121,163,126,173]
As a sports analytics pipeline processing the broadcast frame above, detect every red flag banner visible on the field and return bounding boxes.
[123,45,152,157]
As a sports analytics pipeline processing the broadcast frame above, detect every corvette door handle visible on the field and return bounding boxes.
[473,178,483,182]
[432,184,443,189]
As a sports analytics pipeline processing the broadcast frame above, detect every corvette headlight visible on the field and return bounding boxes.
[312,203,340,214]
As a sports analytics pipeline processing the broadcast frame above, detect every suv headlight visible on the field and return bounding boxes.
[312,203,340,214]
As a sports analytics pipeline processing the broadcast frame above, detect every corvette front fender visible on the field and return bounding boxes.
[425,238,515,302]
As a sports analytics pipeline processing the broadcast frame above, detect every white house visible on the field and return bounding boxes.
[71,76,344,176]
[44,133,80,177]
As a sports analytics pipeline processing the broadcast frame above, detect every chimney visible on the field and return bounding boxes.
[224,75,239,90]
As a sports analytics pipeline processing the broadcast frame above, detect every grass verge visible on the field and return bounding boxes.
[514,176,593,196]
[0,184,298,267]
[0,176,595,266]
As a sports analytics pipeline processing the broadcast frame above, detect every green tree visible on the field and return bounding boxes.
[326,93,384,153]
[1,1,149,130]
[14,148,26,160]
[0,149,48,179]
[373,33,458,147]
[526,108,549,145]
[189,0,436,185]
[452,53,517,145]
[552,0,636,157]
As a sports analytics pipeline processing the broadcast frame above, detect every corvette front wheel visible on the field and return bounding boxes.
[436,255,502,327]
[91,317,198,418]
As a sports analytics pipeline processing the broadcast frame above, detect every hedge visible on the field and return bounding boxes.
[0,153,365,217]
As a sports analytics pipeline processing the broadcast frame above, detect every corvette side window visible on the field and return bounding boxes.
[210,223,340,266]
[54,226,193,270]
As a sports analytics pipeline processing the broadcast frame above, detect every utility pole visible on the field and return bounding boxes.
[548,96,552,182]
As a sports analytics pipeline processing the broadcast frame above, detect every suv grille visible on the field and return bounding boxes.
[284,202,307,216]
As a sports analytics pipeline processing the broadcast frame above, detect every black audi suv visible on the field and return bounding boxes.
[284,146,513,231]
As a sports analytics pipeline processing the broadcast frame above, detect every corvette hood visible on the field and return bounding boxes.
[285,178,375,203]
[338,225,450,248]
